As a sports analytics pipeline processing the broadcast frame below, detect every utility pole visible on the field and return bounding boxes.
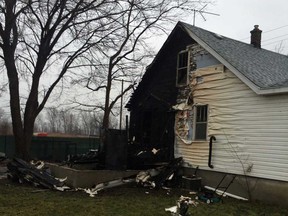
[120,79,124,130]
[114,79,133,130]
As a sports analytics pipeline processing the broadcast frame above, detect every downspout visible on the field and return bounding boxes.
[208,135,216,169]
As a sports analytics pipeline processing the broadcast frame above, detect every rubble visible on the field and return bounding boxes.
[0,165,7,180]
[0,153,8,180]
[67,149,99,167]
[136,157,183,189]
[136,169,160,188]
[149,157,183,188]
[128,144,170,169]
[7,158,69,191]
[165,196,198,216]
[0,152,6,162]
[4,156,184,198]
[79,157,183,197]
[0,170,7,180]
[82,178,135,197]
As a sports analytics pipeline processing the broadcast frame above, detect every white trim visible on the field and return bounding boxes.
[183,25,288,96]
[257,87,288,95]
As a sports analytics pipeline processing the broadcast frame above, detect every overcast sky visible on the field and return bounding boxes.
[2,0,288,118]
[177,0,288,54]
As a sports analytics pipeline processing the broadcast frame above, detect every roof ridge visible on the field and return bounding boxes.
[180,21,288,58]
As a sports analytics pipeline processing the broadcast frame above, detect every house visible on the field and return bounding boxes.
[126,23,194,166]
[126,21,288,205]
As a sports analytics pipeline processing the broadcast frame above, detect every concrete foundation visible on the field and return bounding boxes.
[46,163,288,206]
[46,163,139,188]
[182,167,288,207]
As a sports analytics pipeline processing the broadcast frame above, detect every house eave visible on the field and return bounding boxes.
[257,87,288,95]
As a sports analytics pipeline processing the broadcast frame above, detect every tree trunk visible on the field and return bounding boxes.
[13,117,35,161]
[99,62,113,166]
[102,63,113,130]
[4,42,41,160]
[12,98,38,160]
[4,47,28,159]
[14,137,30,161]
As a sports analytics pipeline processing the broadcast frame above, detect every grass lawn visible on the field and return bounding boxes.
[0,178,287,216]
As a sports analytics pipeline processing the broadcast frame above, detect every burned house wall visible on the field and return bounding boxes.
[128,26,195,161]
[174,44,219,161]
[176,62,288,182]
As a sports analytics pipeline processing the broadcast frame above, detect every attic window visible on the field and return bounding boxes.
[176,51,189,86]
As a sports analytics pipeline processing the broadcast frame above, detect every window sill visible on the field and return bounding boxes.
[193,140,208,143]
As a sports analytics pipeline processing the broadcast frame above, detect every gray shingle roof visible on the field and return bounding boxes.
[181,22,288,90]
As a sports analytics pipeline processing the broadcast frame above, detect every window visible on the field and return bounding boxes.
[194,105,208,140]
[176,51,189,86]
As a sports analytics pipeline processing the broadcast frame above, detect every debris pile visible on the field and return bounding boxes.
[82,178,135,197]
[0,153,8,180]
[136,157,183,189]
[4,156,198,200]
[0,152,6,162]
[67,149,99,167]
[7,158,69,191]
[128,144,170,169]
[165,196,198,216]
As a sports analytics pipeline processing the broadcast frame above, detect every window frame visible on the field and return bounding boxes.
[193,105,208,141]
[176,50,189,87]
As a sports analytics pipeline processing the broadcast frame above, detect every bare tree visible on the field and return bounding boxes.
[0,0,211,159]
[59,108,79,134]
[46,107,61,133]
[34,113,45,132]
[0,0,122,159]
[37,107,103,135]
[80,110,102,136]
[72,0,210,130]
[274,40,287,54]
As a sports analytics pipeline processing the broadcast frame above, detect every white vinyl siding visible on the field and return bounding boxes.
[175,64,288,182]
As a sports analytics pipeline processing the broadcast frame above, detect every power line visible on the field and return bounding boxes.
[262,33,288,43]
[240,24,288,41]
[262,38,288,47]
[264,24,288,34]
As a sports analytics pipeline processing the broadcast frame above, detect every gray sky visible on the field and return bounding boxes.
[178,0,288,54]
[2,0,288,119]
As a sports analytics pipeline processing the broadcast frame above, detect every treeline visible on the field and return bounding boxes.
[0,107,118,136]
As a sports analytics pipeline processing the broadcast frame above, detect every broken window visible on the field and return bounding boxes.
[176,51,189,86]
[194,105,208,140]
